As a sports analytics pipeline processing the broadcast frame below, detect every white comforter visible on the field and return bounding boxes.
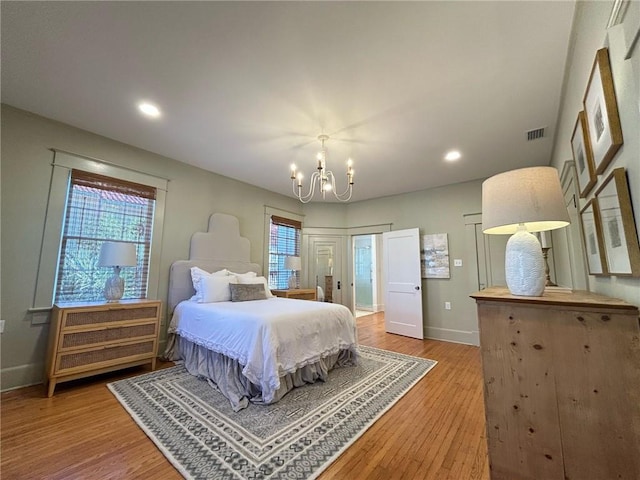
[169,297,357,403]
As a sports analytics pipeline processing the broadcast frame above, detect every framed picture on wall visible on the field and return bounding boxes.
[571,111,597,197]
[421,233,450,279]
[583,48,623,174]
[579,199,607,276]
[594,168,640,276]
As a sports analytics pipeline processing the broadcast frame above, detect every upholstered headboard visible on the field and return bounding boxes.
[168,213,261,314]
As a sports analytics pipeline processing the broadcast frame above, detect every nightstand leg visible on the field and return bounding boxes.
[151,356,156,370]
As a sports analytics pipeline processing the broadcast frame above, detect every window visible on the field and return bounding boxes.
[268,215,302,289]
[54,170,156,302]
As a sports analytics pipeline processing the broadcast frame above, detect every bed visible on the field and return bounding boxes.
[163,213,358,411]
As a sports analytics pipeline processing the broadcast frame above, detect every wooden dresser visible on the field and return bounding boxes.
[46,299,161,397]
[270,288,317,301]
[471,287,640,480]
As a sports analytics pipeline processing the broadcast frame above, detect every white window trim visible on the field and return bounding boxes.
[30,150,168,311]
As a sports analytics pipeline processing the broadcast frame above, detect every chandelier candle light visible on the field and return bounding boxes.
[290,135,354,203]
[98,241,138,302]
[482,167,570,296]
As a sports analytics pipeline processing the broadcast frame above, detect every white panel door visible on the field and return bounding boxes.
[382,228,423,339]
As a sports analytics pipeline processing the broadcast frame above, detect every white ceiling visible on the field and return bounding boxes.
[1,1,576,202]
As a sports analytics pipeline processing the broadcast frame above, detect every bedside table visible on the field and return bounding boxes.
[271,289,317,301]
[45,299,162,397]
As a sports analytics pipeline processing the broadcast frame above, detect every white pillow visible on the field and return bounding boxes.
[190,267,229,302]
[198,275,232,303]
[233,275,274,298]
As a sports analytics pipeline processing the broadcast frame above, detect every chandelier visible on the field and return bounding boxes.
[290,135,354,203]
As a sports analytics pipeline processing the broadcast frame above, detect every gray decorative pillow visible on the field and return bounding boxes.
[229,283,267,302]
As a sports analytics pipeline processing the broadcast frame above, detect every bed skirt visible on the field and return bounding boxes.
[163,334,358,411]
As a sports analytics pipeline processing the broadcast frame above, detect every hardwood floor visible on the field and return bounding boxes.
[1,313,489,479]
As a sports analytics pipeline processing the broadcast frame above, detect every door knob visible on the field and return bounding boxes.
[414,286,420,291]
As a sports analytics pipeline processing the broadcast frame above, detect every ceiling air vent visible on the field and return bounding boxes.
[526,127,546,141]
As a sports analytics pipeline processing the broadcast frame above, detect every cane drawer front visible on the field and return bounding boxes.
[61,304,160,329]
[59,321,158,351]
[55,339,156,375]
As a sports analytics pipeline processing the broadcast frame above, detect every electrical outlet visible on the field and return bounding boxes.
[445,302,451,310]
[454,259,463,267]
[0,320,5,334]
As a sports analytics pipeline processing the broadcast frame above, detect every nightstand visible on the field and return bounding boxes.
[45,299,161,397]
[271,289,317,301]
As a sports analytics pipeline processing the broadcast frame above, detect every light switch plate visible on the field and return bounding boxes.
[454,259,463,267]
[445,302,451,310]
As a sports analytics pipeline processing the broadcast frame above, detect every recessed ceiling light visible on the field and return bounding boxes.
[445,150,461,161]
[138,102,161,118]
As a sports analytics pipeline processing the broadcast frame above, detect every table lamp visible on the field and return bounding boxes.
[284,256,301,289]
[482,167,570,296]
[98,241,137,301]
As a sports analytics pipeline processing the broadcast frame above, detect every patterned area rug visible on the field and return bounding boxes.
[108,345,437,480]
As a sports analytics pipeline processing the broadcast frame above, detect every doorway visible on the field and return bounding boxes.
[352,234,382,317]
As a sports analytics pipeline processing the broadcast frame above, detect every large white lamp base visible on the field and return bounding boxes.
[505,225,545,296]
[104,266,125,302]
[287,272,298,289]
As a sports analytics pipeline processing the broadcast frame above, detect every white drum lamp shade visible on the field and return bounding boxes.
[482,167,570,296]
[285,256,302,289]
[98,241,137,301]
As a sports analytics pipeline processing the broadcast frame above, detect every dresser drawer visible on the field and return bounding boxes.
[55,340,156,375]
[62,305,160,328]
[59,322,158,351]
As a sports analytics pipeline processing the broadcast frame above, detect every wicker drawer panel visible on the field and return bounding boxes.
[57,341,155,371]
[64,306,159,327]
[61,323,157,349]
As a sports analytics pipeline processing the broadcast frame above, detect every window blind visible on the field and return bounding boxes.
[54,169,156,302]
[268,216,302,289]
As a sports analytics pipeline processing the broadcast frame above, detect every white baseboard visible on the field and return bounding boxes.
[1,362,45,392]
[2,340,169,393]
[424,326,479,346]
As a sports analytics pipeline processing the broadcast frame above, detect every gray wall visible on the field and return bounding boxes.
[550,1,640,304]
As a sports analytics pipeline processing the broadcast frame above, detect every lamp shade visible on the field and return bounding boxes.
[284,256,302,271]
[482,167,570,235]
[98,241,137,267]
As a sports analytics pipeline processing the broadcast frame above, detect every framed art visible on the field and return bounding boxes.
[594,168,640,276]
[583,48,623,174]
[421,233,450,279]
[579,199,607,275]
[571,111,596,197]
